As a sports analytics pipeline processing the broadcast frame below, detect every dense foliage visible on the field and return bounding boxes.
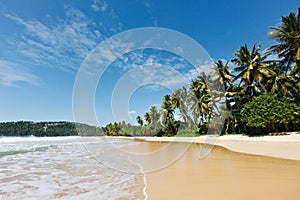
[0,121,103,137]
[241,94,300,134]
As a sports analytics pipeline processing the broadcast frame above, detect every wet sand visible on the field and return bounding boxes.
[123,135,300,200]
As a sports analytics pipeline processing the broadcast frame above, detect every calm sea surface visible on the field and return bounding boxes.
[0,136,146,200]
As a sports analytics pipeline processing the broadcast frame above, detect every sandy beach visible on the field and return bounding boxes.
[137,133,300,161]
[126,133,300,200]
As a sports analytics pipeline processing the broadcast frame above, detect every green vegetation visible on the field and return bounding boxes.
[103,7,300,137]
[3,8,300,138]
[241,94,300,134]
[0,121,103,137]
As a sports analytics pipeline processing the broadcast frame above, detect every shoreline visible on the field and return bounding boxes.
[131,133,300,161]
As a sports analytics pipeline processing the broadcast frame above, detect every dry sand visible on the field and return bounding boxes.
[128,134,300,200]
[136,133,300,161]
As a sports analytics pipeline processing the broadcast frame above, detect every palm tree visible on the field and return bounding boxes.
[187,73,212,132]
[264,65,295,95]
[171,87,192,124]
[212,60,233,90]
[161,94,179,135]
[144,112,151,125]
[295,80,300,103]
[268,8,300,72]
[231,44,274,96]
[149,106,160,124]
[211,60,235,134]
[161,94,175,123]
[136,116,143,126]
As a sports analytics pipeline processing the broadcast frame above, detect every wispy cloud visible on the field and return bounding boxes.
[114,50,192,72]
[92,0,108,12]
[128,110,137,115]
[0,60,38,87]
[113,51,206,88]
[112,50,212,91]
[110,52,199,92]
[0,2,125,87]
[4,7,103,72]
[139,0,158,26]
[91,0,119,22]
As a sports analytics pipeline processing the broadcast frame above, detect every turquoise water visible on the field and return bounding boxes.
[0,136,146,200]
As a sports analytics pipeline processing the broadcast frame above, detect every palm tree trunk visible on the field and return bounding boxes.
[296,60,300,73]
[224,118,230,135]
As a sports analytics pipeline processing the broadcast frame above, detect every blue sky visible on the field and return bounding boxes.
[0,0,299,126]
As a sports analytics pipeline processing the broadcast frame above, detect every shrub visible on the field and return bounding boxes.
[240,93,300,134]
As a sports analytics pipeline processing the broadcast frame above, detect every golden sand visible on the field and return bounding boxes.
[122,136,300,200]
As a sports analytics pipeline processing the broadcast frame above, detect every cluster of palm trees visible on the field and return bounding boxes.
[136,8,300,136]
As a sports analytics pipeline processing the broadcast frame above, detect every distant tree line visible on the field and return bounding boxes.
[0,121,104,137]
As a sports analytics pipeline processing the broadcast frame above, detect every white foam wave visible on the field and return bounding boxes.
[0,136,145,199]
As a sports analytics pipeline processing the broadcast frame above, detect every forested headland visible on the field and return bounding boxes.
[0,121,104,137]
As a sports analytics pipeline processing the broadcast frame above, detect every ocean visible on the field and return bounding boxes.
[0,136,147,200]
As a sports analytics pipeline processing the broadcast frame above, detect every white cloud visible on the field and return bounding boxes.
[0,60,38,87]
[128,110,137,115]
[126,61,190,91]
[91,0,118,21]
[139,84,167,92]
[0,1,125,87]
[114,51,191,73]
[4,7,103,72]
[110,51,215,92]
[92,0,108,12]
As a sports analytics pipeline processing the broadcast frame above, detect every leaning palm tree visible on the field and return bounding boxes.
[231,44,274,96]
[171,87,192,124]
[268,8,300,72]
[212,60,233,90]
[211,60,235,134]
[210,60,232,113]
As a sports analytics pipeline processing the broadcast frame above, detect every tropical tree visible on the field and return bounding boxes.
[171,87,192,124]
[136,116,144,126]
[210,60,235,134]
[268,8,300,72]
[264,66,295,96]
[212,60,233,90]
[231,44,274,96]
[144,112,151,125]
[187,73,212,133]
[241,93,300,133]
[161,94,179,135]
[149,106,160,124]
[161,95,175,123]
